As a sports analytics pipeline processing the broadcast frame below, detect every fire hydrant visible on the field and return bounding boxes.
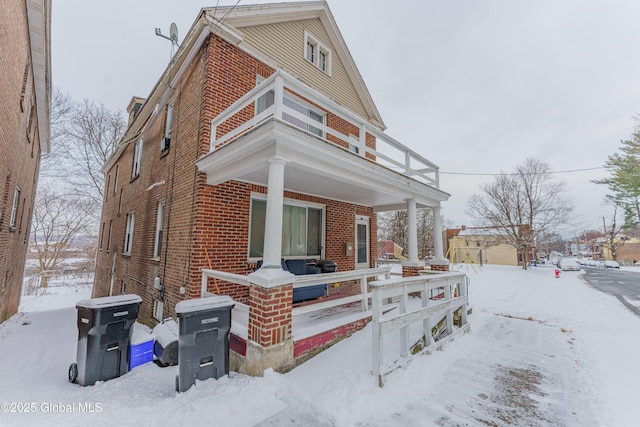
[554,269,561,278]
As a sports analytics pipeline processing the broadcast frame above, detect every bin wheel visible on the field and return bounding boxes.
[68,363,78,383]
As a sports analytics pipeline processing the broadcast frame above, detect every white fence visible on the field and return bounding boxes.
[370,271,469,386]
[200,266,392,316]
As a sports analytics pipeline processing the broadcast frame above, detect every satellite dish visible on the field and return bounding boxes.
[169,23,178,45]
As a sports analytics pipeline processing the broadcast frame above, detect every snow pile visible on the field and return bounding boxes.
[1,265,638,426]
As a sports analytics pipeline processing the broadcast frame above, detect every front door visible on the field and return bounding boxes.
[355,216,370,269]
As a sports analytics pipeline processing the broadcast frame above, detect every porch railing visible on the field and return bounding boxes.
[209,69,440,188]
[370,271,469,386]
[200,265,392,317]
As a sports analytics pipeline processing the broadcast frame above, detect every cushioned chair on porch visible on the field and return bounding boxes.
[284,259,326,303]
[255,259,326,303]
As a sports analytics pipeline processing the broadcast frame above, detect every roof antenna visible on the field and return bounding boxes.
[155,23,179,58]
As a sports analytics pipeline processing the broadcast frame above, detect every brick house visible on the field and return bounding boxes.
[0,0,51,322]
[94,1,450,374]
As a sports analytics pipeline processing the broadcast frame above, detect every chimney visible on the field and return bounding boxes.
[126,96,146,126]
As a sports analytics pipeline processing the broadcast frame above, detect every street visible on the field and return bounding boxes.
[580,266,640,317]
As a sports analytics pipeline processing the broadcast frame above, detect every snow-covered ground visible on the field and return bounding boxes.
[1,264,638,426]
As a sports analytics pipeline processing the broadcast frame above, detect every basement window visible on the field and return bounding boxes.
[9,187,20,228]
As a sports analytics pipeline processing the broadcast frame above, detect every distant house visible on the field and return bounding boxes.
[446,227,525,267]
[94,1,450,374]
[0,0,51,322]
[594,235,640,264]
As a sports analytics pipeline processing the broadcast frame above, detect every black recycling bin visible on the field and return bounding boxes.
[68,294,142,386]
[175,296,235,392]
[316,260,338,273]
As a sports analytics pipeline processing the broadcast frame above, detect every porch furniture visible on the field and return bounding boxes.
[284,259,326,303]
[315,259,338,273]
[255,259,326,302]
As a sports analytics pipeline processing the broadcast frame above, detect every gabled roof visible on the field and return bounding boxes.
[204,1,385,129]
[104,1,385,173]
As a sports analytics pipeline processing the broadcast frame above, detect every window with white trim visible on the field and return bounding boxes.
[132,139,143,178]
[161,103,173,152]
[99,222,106,251]
[9,187,20,228]
[107,220,112,252]
[153,300,164,321]
[153,201,165,259]
[304,31,331,75]
[249,197,324,258]
[123,212,135,255]
[113,165,119,196]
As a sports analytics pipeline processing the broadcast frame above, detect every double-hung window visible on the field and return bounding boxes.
[161,104,173,152]
[9,187,20,228]
[132,139,143,178]
[249,197,324,258]
[153,201,165,259]
[304,31,331,75]
[124,212,135,255]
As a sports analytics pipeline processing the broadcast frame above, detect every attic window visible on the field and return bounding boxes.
[304,31,331,75]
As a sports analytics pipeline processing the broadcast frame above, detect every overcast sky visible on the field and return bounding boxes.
[52,0,640,236]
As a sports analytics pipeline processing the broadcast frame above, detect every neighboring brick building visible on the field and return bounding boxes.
[94,1,450,374]
[0,1,51,322]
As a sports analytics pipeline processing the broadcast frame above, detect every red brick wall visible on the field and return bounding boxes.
[94,33,380,325]
[0,1,44,322]
[248,283,293,346]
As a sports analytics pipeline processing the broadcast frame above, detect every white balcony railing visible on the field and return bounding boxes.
[209,70,440,189]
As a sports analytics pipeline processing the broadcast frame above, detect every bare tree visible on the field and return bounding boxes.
[30,187,95,289]
[466,158,573,269]
[602,205,626,261]
[60,98,127,209]
[41,92,126,219]
[378,208,446,259]
[40,88,74,176]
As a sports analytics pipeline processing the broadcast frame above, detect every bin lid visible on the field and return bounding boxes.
[175,295,234,314]
[76,294,142,309]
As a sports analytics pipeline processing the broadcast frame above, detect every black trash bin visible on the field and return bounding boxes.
[175,296,235,392]
[316,260,338,273]
[69,294,142,386]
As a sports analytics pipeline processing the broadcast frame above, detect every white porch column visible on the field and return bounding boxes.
[431,205,447,263]
[406,198,419,263]
[263,158,286,268]
[401,198,424,276]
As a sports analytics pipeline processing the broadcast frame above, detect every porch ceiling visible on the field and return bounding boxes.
[196,119,450,212]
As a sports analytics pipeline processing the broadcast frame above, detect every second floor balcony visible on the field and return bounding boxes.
[197,70,450,212]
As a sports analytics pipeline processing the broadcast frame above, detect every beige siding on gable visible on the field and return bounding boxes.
[240,18,370,120]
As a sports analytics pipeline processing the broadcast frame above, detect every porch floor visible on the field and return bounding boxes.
[230,293,372,344]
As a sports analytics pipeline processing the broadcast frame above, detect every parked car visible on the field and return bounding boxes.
[559,258,581,271]
[602,260,621,269]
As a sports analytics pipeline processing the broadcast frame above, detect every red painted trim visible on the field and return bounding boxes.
[230,333,246,356]
[293,318,369,358]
